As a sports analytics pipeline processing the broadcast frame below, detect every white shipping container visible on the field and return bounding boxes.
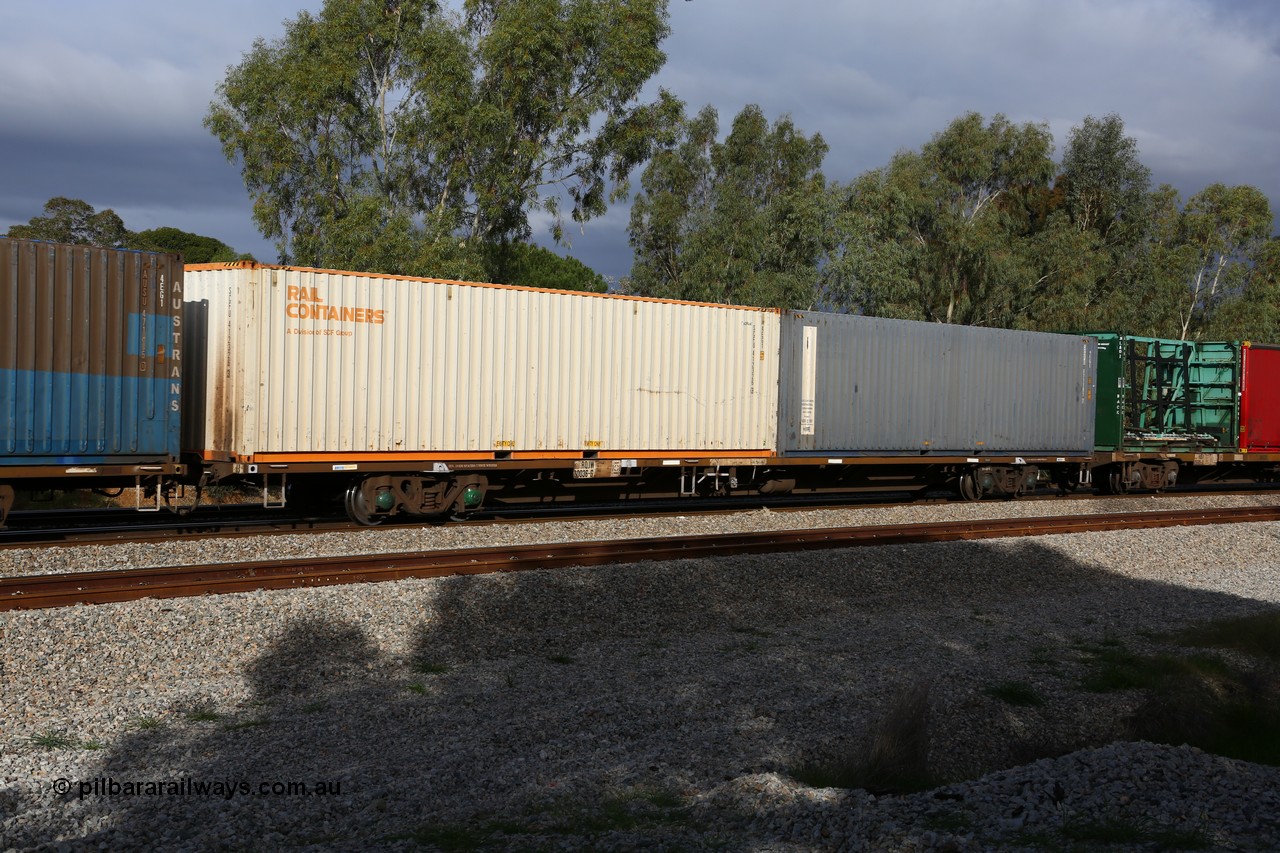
[183,264,780,460]
[778,311,1097,455]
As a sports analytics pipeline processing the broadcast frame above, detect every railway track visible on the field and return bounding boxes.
[5,485,1280,548]
[4,504,1278,611]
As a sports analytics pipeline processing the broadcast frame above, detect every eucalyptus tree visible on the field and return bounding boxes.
[6,197,130,247]
[1166,184,1273,339]
[206,0,681,277]
[1059,114,1151,241]
[825,112,1056,326]
[1050,113,1154,330]
[627,104,830,308]
[1208,236,1280,341]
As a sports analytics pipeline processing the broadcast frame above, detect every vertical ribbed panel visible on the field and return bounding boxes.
[0,237,182,463]
[183,266,780,457]
[778,312,1096,455]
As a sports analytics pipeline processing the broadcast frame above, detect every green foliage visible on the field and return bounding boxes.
[27,730,83,749]
[1035,113,1154,332]
[206,0,682,272]
[129,716,164,731]
[486,242,607,292]
[184,706,222,723]
[131,227,245,263]
[6,197,130,247]
[628,103,830,308]
[1060,113,1152,242]
[824,112,1056,326]
[5,197,248,261]
[824,112,1276,341]
[1166,183,1273,339]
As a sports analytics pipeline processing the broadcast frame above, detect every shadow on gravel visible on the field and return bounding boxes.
[20,535,1280,850]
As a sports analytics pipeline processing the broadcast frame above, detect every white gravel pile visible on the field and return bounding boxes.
[3,503,1280,850]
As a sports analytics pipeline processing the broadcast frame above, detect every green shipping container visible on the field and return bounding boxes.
[1090,334,1239,452]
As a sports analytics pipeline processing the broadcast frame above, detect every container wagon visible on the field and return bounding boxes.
[774,312,1098,499]
[182,262,781,523]
[1089,333,1280,491]
[0,237,185,524]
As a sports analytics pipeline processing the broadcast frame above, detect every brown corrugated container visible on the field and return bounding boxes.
[0,237,184,465]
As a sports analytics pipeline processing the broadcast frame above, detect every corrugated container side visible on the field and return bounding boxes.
[183,266,780,458]
[777,312,1097,455]
[0,237,183,464]
[1240,343,1280,451]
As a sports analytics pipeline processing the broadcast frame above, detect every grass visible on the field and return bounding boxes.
[790,683,936,794]
[547,654,576,665]
[1174,610,1280,662]
[28,731,87,749]
[224,717,271,731]
[1067,612,1280,767]
[184,706,222,723]
[414,660,452,675]
[984,680,1043,706]
[790,610,1280,801]
[129,715,163,731]
[1027,644,1066,677]
[1128,667,1280,765]
[406,682,429,695]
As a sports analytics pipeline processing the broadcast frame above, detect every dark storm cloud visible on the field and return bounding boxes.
[0,127,271,258]
[2,0,1277,279]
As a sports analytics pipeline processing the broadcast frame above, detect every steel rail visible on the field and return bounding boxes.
[6,485,1280,550]
[4,505,1279,611]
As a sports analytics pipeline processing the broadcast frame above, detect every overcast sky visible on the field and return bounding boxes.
[2,0,1277,282]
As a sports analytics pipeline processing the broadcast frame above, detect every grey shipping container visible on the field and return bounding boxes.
[777,311,1097,456]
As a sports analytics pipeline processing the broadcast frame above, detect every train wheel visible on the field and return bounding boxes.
[958,471,985,502]
[344,481,387,526]
[1108,467,1130,494]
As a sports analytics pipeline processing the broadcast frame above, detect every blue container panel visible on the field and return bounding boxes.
[1,369,179,463]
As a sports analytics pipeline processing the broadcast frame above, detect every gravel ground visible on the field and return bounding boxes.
[2,496,1280,851]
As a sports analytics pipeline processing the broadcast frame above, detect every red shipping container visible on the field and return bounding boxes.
[1239,343,1280,451]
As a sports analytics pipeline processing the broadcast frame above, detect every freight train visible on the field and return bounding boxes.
[3,236,1279,527]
